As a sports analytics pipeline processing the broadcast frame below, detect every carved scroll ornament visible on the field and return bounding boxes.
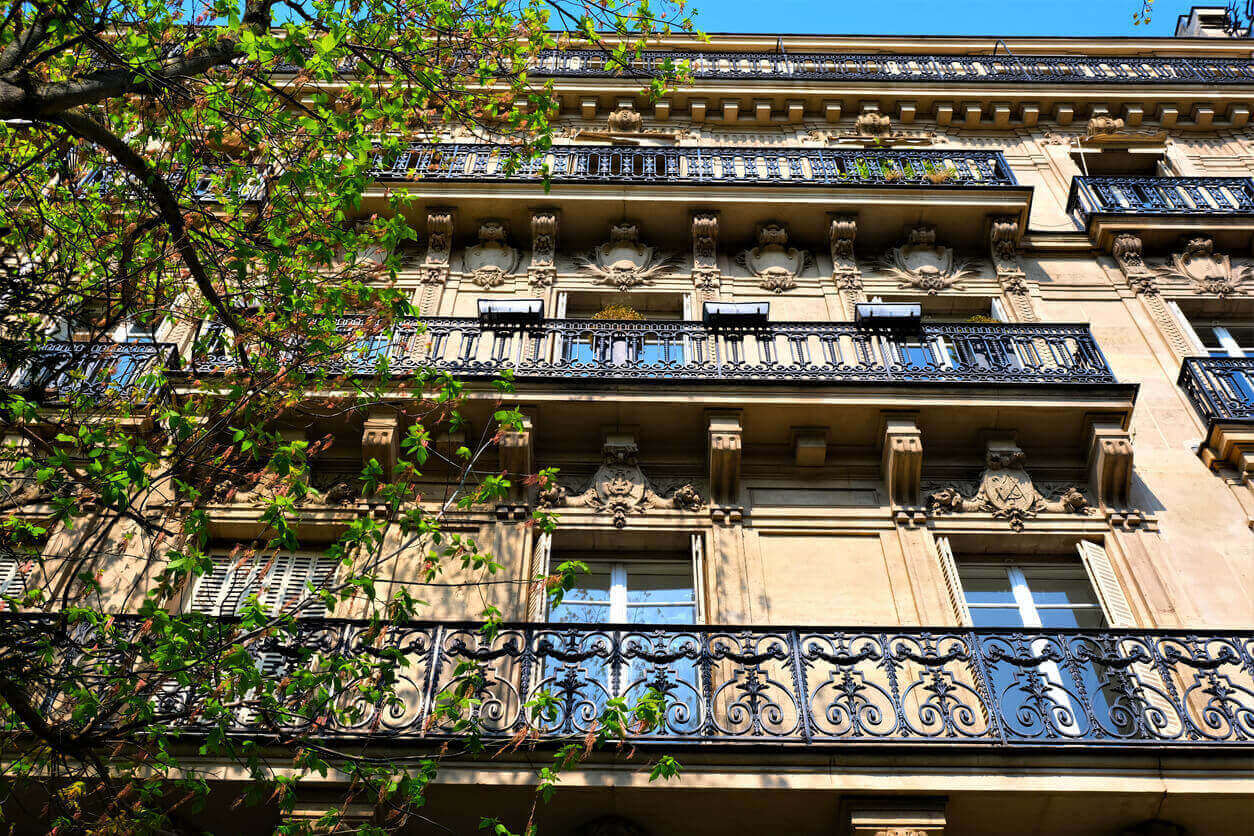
[927,441,1091,531]
[575,222,679,291]
[878,225,978,294]
[528,211,558,287]
[537,438,703,527]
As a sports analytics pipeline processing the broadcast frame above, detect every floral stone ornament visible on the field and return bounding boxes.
[878,225,978,294]
[462,219,521,288]
[575,222,679,291]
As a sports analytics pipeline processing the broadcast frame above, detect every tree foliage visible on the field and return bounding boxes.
[0,0,696,832]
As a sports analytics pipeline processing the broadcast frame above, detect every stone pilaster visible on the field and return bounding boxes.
[691,210,721,300]
[1112,232,1193,359]
[527,209,559,289]
[828,214,862,318]
[989,216,1040,322]
[416,208,454,314]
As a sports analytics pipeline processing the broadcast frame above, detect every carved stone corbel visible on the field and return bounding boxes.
[420,209,454,285]
[827,214,863,315]
[989,217,1040,322]
[1112,232,1193,358]
[1087,419,1134,512]
[707,411,742,506]
[691,211,720,293]
[844,797,947,836]
[881,414,922,515]
[361,408,400,484]
[498,413,533,502]
[528,210,559,288]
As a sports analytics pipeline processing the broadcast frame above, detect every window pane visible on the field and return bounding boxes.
[559,566,612,603]
[1038,607,1105,629]
[550,601,612,623]
[625,565,694,604]
[627,604,696,625]
[1021,573,1099,608]
[967,607,1026,628]
[958,571,1016,606]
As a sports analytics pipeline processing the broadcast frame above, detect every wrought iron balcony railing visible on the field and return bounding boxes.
[530,49,1254,85]
[6,341,177,400]
[193,318,1118,387]
[1178,356,1254,425]
[1066,176,1254,226]
[370,143,1019,188]
[13,616,1251,747]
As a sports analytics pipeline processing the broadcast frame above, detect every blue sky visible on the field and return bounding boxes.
[688,0,1184,37]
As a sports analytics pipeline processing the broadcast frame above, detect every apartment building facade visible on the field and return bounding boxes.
[7,20,1254,836]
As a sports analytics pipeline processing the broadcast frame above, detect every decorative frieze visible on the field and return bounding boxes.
[736,222,813,293]
[536,434,702,527]
[878,225,977,294]
[462,220,521,288]
[927,438,1090,531]
[575,222,678,290]
[691,211,721,292]
[527,210,558,287]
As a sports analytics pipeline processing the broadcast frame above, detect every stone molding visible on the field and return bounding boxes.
[420,208,454,285]
[527,209,559,287]
[691,210,721,291]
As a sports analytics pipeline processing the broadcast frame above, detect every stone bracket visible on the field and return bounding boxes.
[691,210,721,292]
[881,413,922,511]
[1086,417,1134,511]
[842,796,947,836]
[498,412,534,501]
[708,411,743,505]
[361,408,400,484]
[792,427,828,467]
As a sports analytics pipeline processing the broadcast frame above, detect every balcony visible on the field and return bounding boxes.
[365,144,1029,249]
[1067,176,1254,248]
[195,317,1117,388]
[1179,356,1254,478]
[12,615,1250,747]
[530,49,1254,85]
[6,340,177,401]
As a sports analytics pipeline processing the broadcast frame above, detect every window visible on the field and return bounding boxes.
[556,291,691,369]
[1181,315,1254,405]
[549,559,697,625]
[958,563,1106,629]
[0,553,27,609]
[191,552,336,618]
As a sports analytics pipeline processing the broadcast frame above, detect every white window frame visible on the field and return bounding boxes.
[544,543,702,625]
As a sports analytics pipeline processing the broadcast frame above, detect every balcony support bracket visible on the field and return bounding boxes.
[1087,417,1135,512]
[708,411,742,506]
[362,408,400,485]
[881,413,922,514]
[499,412,534,502]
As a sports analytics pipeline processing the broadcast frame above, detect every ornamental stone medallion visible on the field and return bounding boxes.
[878,225,978,294]
[926,440,1090,531]
[1159,236,1249,297]
[575,222,678,291]
[462,220,521,288]
[537,435,703,527]
[735,222,813,293]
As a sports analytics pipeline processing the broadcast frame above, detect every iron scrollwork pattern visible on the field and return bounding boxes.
[5,615,1252,747]
[192,318,1119,387]
[1178,357,1254,424]
[1066,176,1254,227]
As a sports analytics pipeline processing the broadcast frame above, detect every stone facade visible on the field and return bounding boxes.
[14,29,1254,836]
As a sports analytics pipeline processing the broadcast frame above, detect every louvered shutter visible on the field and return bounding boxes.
[1075,540,1134,627]
[0,554,26,605]
[934,536,973,626]
[528,532,552,621]
[192,554,335,617]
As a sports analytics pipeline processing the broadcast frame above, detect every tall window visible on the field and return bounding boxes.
[549,559,696,625]
[1182,316,1254,405]
[958,563,1106,629]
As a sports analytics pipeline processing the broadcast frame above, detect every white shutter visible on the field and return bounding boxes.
[528,532,553,621]
[990,297,1009,323]
[0,554,27,604]
[1075,540,1135,627]
[1166,301,1206,354]
[192,554,335,618]
[934,536,973,626]
[690,533,706,625]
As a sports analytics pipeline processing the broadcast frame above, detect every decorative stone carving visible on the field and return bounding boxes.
[691,211,721,291]
[736,222,813,293]
[362,409,400,484]
[927,439,1091,531]
[527,210,558,287]
[708,411,743,506]
[575,222,678,291]
[420,209,454,284]
[829,215,860,287]
[878,225,978,294]
[882,415,922,512]
[607,108,643,133]
[1086,114,1125,136]
[536,435,702,527]
[989,217,1039,321]
[498,414,533,502]
[462,220,521,288]
[855,112,893,137]
[1112,232,1158,293]
[1087,420,1134,511]
[1159,236,1249,297]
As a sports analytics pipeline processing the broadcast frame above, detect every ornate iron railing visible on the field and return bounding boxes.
[193,318,1118,386]
[530,49,1254,85]
[12,616,1251,747]
[6,341,177,400]
[1067,176,1254,226]
[370,143,1019,188]
[1178,356,1254,424]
